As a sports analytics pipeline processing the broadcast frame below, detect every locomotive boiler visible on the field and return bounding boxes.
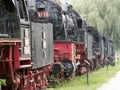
[29,0,84,41]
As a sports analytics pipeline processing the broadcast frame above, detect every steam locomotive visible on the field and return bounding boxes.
[0,0,115,90]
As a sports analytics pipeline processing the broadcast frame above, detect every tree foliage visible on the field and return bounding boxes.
[71,0,120,49]
[0,79,6,86]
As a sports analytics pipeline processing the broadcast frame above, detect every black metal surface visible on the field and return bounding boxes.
[52,63,62,74]
[29,0,85,42]
[63,61,74,78]
[0,0,20,38]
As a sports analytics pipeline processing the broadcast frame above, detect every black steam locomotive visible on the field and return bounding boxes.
[0,0,115,90]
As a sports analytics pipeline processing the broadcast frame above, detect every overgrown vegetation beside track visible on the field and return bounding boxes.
[48,61,120,90]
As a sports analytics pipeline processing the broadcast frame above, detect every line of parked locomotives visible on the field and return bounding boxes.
[0,0,115,90]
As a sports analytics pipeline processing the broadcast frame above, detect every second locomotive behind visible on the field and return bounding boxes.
[29,0,92,79]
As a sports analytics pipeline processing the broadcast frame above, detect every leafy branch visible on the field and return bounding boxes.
[0,79,6,86]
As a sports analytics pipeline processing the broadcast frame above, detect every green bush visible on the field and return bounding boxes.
[0,79,6,86]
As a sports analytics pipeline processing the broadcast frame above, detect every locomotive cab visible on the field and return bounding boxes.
[0,0,20,38]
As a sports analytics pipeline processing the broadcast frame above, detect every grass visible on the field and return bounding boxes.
[48,62,120,90]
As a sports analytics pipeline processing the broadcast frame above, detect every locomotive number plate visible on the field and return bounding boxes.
[37,12,49,18]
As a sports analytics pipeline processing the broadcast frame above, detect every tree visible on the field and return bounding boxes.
[71,0,120,49]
